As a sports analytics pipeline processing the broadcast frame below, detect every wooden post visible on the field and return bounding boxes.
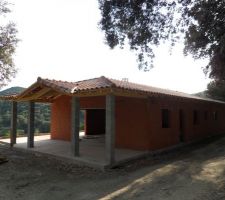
[105,94,115,165]
[10,101,17,147]
[27,101,35,148]
[71,96,80,156]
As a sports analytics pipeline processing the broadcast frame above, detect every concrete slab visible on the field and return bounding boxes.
[0,134,147,169]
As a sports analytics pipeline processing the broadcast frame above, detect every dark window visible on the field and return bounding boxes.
[213,111,218,120]
[193,110,199,125]
[162,109,170,128]
[204,111,208,120]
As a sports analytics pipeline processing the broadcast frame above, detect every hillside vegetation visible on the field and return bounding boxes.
[0,87,25,96]
[0,87,50,137]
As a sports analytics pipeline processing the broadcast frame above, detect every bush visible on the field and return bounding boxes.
[0,128,10,138]
[80,123,84,131]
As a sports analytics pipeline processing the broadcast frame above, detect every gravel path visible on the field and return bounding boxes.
[1,136,225,200]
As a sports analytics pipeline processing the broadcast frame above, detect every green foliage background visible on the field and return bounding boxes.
[0,87,50,137]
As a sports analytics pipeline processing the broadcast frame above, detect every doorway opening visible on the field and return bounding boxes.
[84,109,106,136]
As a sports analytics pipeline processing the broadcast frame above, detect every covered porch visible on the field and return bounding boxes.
[0,134,146,169]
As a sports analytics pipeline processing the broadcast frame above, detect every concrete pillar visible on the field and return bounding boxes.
[105,94,115,165]
[10,101,17,147]
[71,96,80,156]
[27,101,35,148]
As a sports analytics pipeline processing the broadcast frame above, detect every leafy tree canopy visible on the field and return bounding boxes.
[206,80,225,101]
[0,0,18,88]
[98,0,225,80]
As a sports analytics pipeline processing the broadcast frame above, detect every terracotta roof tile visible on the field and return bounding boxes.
[109,78,196,98]
[38,76,115,93]
[36,76,224,103]
[0,76,224,104]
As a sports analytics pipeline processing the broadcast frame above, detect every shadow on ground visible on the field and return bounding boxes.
[1,135,225,200]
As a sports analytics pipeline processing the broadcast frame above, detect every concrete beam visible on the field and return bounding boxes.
[27,101,35,148]
[71,96,80,156]
[10,101,17,147]
[105,94,115,165]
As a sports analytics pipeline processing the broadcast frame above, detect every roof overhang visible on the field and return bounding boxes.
[0,76,224,104]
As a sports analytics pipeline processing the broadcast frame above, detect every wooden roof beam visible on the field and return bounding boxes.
[17,87,52,101]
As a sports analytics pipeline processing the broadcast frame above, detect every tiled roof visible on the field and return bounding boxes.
[37,76,115,94]
[37,76,208,100]
[0,76,224,104]
[109,78,194,99]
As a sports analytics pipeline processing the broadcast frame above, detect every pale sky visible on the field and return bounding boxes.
[2,0,211,94]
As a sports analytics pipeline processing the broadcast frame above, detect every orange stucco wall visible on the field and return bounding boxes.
[51,95,105,140]
[115,97,149,150]
[51,95,225,151]
[51,95,71,140]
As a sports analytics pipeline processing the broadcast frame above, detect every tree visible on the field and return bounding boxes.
[98,0,225,81]
[183,1,225,81]
[206,80,225,101]
[98,0,178,70]
[0,0,18,88]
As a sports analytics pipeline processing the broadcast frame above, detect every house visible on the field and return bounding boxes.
[1,76,225,167]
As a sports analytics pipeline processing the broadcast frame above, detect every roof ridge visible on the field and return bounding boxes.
[37,77,76,84]
[74,76,103,84]
[99,76,116,87]
[109,77,189,95]
[37,76,116,94]
[37,77,71,93]
[38,76,115,86]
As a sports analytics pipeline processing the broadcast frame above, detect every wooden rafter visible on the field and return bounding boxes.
[18,87,52,101]
[18,83,40,99]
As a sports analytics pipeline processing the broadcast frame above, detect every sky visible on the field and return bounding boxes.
[2,0,211,94]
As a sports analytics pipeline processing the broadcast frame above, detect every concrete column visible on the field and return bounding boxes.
[105,94,115,165]
[71,96,80,156]
[10,101,17,147]
[27,101,35,148]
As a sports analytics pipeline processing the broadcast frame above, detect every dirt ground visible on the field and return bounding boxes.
[1,136,225,200]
